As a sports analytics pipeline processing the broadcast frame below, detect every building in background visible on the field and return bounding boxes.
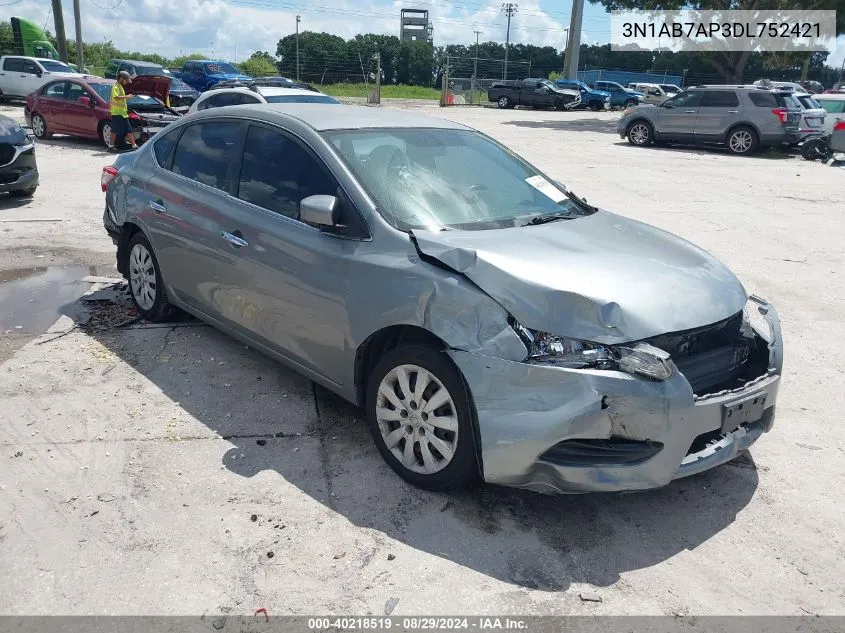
[400,9,433,44]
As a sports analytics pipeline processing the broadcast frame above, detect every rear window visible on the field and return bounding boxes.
[797,95,821,109]
[748,91,778,108]
[818,99,845,114]
[776,94,802,109]
[700,91,739,107]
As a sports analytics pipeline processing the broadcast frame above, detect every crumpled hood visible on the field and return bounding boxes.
[411,211,747,344]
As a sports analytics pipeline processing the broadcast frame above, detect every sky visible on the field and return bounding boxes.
[3,0,843,70]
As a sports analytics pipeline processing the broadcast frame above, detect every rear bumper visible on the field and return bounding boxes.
[451,298,783,494]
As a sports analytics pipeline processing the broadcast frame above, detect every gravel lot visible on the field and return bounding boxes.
[0,100,843,617]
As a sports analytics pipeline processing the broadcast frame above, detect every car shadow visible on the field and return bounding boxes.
[612,141,796,160]
[72,291,760,592]
[0,193,36,210]
[34,136,113,156]
[505,117,620,134]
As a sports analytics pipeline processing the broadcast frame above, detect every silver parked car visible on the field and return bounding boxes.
[102,104,783,494]
[618,85,802,154]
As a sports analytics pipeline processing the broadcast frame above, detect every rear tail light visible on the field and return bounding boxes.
[771,108,788,124]
[834,121,845,132]
[101,165,119,192]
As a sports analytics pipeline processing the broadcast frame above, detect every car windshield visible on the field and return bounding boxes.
[134,65,164,76]
[41,60,72,72]
[170,77,190,89]
[324,128,594,231]
[204,62,239,74]
[263,94,338,104]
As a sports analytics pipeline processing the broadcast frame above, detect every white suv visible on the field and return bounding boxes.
[188,84,340,113]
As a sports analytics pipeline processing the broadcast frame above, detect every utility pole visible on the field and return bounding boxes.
[501,3,517,80]
[473,30,482,80]
[562,28,569,73]
[50,0,68,63]
[72,0,83,70]
[295,15,301,81]
[563,0,584,80]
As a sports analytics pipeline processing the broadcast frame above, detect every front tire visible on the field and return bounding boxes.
[497,96,512,109]
[125,232,176,322]
[589,100,602,111]
[366,344,478,491]
[624,99,637,108]
[726,126,758,155]
[9,186,36,198]
[801,137,831,161]
[627,120,654,146]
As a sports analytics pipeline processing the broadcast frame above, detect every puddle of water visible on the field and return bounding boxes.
[0,266,90,334]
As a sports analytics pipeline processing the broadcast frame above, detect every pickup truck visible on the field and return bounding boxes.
[175,59,252,92]
[553,80,611,111]
[488,78,580,110]
[0,56,85,99]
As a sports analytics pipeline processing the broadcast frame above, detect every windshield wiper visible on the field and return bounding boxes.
[523,212,576,226]
[565,189,599,213]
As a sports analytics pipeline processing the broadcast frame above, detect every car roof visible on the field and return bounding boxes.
[195,103,470,132]
[815,93,845,100]
[258,86,327,97]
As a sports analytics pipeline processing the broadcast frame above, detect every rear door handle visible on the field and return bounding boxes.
[685,110,696,113]
[727,110,738,113]
[221,231,248,248]
[148,200,166,213]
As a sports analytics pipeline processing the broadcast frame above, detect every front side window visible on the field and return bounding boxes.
[238,126,336,219]
[66,82,88,101]
[700,91,739,107]
[22,60,41,75]
[43,82,68,99]
[667,91,701,108]
[325,128,594,231]
[170,122,244,191]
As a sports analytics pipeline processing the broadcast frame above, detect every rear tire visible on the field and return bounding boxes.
[125,232,176,322]
[726,125,758,155]
[627,120,654,146]
[366,344,478,491]
[99,120,114,149]
[497,96,512,109]
[30,113,50,139]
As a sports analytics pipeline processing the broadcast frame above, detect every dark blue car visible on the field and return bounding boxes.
[591,80,644,109]
[553,80,611,111]
[177,60,252,92]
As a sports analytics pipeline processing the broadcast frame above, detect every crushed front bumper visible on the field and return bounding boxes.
[451,299,783,494]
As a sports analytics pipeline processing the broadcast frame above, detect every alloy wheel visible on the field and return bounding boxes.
[102,122,113,148]
[31,115,45,138]
[630,123,650,145]
[498,96,509,108]
[129,243,157,311]
[375,364,459,475]
[729,130,753,153]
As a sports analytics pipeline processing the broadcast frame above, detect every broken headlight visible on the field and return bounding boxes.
[514,323,675,380]
[742,296,773,342]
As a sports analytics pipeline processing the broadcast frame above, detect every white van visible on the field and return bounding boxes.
[628,83,669,104]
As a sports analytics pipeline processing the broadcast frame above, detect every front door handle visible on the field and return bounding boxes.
[221,231,249,248]
[727,110,738,113]
[685,110,696,113]
[148,200,166,213]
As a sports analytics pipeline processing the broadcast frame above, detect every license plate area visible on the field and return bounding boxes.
[722,392,768,434]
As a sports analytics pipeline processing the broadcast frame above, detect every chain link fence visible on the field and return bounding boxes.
[440,55,533,106]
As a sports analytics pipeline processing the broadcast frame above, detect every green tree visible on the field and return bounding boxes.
[276,31,349,83]
[239,51,277,77]
[0,21,14,56]
[590,0,845,82]
[398,40,434,86]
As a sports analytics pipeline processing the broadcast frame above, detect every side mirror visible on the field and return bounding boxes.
[77,96,91,107]
[300,195,339,228]
[36,70,43,78]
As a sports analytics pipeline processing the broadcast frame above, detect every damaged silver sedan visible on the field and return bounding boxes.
[102,104,783,493]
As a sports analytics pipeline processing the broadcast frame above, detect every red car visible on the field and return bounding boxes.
[24,75,181,148]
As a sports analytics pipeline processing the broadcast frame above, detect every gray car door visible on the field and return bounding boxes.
[209,123,366,384]
[695,90,742,141]
[651,91,701,140]
[141,120,249,315]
